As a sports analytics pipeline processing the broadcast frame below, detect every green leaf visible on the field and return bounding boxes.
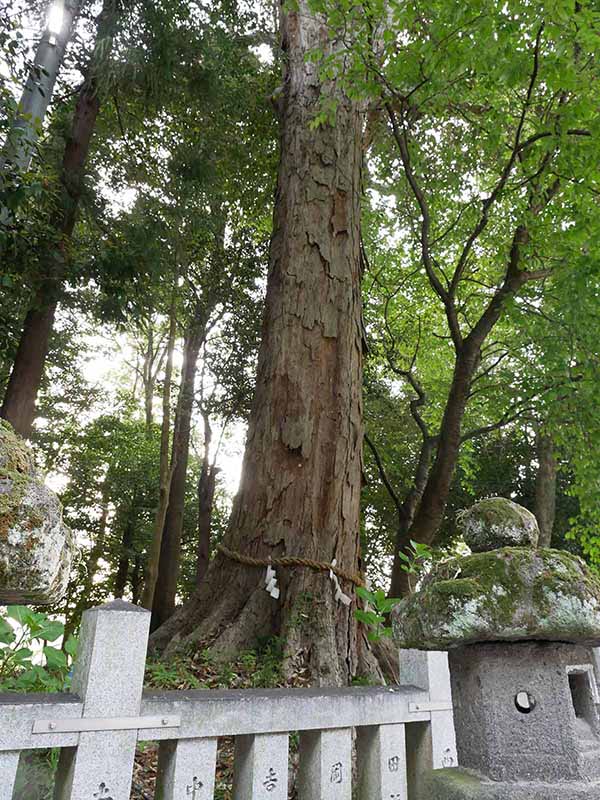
[0,618,15,645]
[12,647,33,665]
[64,635,78,658]
[36,620,65,642]
[6,606,33,626]
[43,646,67,671]
[355,586,376,604]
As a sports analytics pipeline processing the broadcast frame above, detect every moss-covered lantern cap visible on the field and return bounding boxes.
[459,496,539,552]
[0,420,73,604]
[392,500,600,651]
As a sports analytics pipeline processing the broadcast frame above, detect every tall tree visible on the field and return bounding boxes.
[1,0,80,181]
[151,304,209,628]
[150,1,380,685]
[320,0,600,592]
[140,285,178,611]
[0,0,121,437]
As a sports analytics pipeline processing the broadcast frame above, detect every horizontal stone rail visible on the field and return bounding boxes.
[0,600,457,799]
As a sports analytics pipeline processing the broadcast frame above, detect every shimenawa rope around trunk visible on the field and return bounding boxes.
[216,543,365,588]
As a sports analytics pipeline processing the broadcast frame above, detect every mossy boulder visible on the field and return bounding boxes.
[459,497,539,552]
[392,547,600,650]
[0,421,73,604]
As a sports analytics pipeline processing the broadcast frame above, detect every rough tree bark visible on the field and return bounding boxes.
[0,0,118,438]
[535,430,557,548]
[151,312,206,630]
[150,3,380,686]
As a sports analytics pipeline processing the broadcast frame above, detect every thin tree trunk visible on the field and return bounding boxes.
[390,347,480,595]
[195,461,217,586]
[1,0,80,177]
[150,3,380,685]
[408,349,479,541]
[114,504,137,599]
[151,315,205,629]
[131,555,142,604]
[143,325,155,432]
[63,483,109,642]
[141,290,178,610]
[195,414,217,586]
[535,431,556,548]
[390,231,532,595]
[388,436,436,597]
[0,0,118,438]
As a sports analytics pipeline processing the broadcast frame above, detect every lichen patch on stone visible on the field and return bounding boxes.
[0,422,73,604]
[392,547,600,650]
[458,497,539,552]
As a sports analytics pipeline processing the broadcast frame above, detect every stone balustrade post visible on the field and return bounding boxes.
[399,648,457,798]
[233,732,289,800]
[298,728,352,800]
[54,600,150,800]
[0,751,20,799]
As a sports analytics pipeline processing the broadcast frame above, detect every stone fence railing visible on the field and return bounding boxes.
[0,600,456,800]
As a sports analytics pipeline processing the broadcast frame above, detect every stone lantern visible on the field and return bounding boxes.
[0,421,73,604]
[393,497,600,799]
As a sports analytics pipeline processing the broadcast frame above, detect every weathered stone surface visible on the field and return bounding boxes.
[459,497,539,552]
[298,728,352,800]
[0,420,73,604]
[54,602,151,800]
[233,733,289,800]
[356,723,407,800]
[422,768,600,800]
[392,547,600,650]
[0,751,20,800]
[448,642,600,783]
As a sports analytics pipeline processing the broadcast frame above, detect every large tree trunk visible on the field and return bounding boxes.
[150,4,379,686]
[151,316,205,629]
[535,431,557,548]
[0,0,117,438]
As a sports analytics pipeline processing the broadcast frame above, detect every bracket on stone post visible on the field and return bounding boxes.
[53,600,151,800]
[399,649,457,773]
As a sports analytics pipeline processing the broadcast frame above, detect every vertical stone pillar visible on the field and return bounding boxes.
[399,649,457,769]
[156,738,218,800]
[357,723,407,800]
[54,600,150,800]
[0,751,20,800]
[297,728,352,800]
[233,732,289,800]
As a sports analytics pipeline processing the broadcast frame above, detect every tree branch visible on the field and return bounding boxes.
[449,24,544,297]
[364,433,402,513]
[385,102,463,351]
